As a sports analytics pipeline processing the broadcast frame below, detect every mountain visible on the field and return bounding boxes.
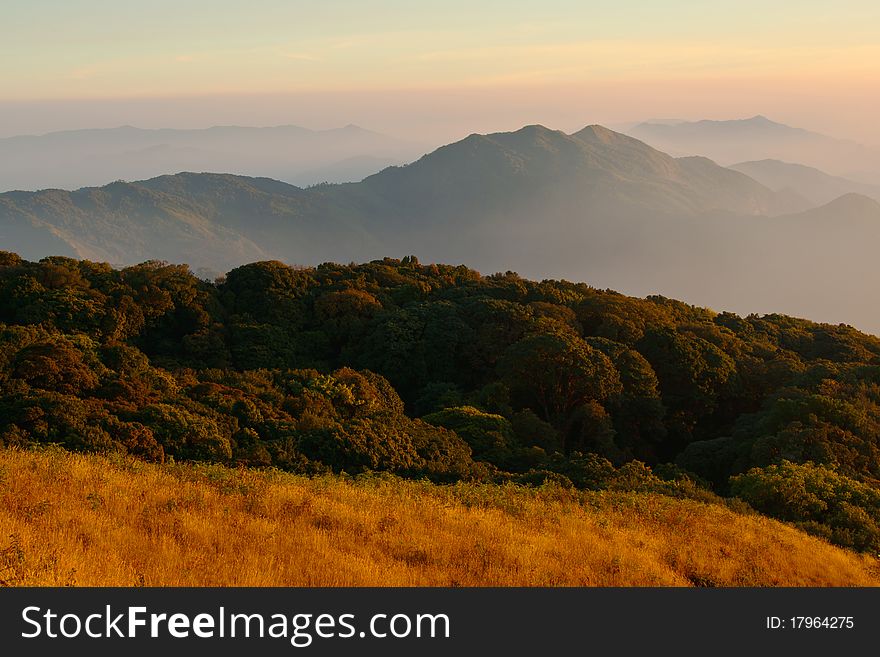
[0,173,383,271]
[0,124,426,192]
[355,123,805,219]
[336,124,810,274]
[0,124,805,269]
[6,123,880,331]
[728,159,880,206]
[626,116,880,183]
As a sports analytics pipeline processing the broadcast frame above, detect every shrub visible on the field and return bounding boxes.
[730,461,880,551]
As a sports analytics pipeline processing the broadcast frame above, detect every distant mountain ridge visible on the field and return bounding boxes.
[0,124,427,192]
[729,159,880,206]
[626,116,880,184]
[0,123,805,267]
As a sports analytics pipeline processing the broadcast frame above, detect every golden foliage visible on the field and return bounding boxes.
[0,447,877,587]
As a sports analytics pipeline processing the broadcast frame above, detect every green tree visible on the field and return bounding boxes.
[499,330,621,450]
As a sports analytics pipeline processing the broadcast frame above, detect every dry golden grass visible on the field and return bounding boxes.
[1,446,877,587]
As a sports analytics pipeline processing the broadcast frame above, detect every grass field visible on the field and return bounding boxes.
[1,446,877,587]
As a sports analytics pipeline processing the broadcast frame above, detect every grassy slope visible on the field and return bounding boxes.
[1,447,877,587]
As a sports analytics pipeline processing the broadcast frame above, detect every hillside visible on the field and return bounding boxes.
[355,124,801,219]
[5,252,880,557]
[2,447,877,586]
[730,159,880,206]
[0,123,806,274]
[0,174,376,270]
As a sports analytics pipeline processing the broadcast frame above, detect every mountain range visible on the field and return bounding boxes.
[627,116,880,184]
[0,124,426,192]
[0,124,806,267]
[2,123,880,332]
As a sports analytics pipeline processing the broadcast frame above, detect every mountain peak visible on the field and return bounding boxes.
[570,125,675,164]
[501,124,569,146]
[741,115,791,129]
[492,124,563,142]
[572,124,626,144]
[514,124,554,133]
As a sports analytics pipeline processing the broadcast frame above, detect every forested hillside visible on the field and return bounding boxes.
[3,251,880,551]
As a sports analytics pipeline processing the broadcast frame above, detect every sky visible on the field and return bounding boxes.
[2,0,880,143]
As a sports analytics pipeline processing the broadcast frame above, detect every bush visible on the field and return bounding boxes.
[423,406,513,461]
[730,461,880,551]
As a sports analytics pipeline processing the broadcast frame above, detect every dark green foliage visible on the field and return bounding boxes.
[510,409,561,453]
[498,328,622,451]
[518,452,720,504]
[677,437,744,490]
[731,462,880,552]
[14,339,100,395]
[637,327,738,454]
[138,404,232,462]
[422,406,517,465]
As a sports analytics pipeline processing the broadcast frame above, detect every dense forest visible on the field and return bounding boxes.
[2,251,880,551]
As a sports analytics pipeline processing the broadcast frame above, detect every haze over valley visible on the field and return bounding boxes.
[0,124,425,191]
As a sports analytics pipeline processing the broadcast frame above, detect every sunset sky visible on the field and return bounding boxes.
[3,0,879,143]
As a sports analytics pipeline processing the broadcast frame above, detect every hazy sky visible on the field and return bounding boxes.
[3,1,880,143]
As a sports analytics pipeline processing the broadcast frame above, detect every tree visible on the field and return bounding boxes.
[499,330,621,450]
[139,404,232,462]
[637,328,737,450]
[423,406,513,462]
[13,340,100,395]
[730,461,880,552]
